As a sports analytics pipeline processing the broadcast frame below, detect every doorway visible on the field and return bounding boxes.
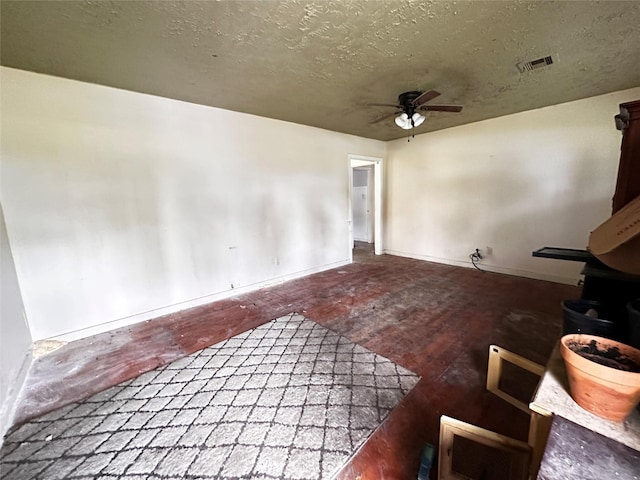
[352,166,373,243]
[348,155,383,261]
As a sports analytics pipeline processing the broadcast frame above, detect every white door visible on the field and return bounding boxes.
[348,155,383,259]
[352,186,369,242]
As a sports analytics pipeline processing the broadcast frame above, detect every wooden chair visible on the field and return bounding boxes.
[437,345,551,480]
[486,345,551,479]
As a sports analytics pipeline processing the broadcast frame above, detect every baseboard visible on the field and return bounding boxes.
[0,349,33,446]
[50,259,351,343]
[383,249,579,286]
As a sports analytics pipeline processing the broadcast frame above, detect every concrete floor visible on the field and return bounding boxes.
[6,245,580,478]
[1,313,419,479]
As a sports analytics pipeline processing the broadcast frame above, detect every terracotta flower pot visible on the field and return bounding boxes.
[560,334,640,422]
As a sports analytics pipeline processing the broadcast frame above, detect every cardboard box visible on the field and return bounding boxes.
[588,194,640,275]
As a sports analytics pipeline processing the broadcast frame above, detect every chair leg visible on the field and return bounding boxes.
[528,410,552,479]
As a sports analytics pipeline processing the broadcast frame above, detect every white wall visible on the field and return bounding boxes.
[0,205,32,441]
[0,67,385,341]
[385,87,640,284]
[4,65,636,343]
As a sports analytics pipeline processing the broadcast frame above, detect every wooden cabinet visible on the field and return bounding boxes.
[612,99,640,213]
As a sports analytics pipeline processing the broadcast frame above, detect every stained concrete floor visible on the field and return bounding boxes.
[5,243,580,479]
[1,313,419,479]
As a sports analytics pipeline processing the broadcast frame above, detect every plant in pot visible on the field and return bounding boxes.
[560,334,640,422]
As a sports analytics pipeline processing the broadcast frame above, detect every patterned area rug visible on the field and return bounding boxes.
[0,313,419,479]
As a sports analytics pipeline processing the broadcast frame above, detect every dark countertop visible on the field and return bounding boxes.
[537,415,640,480]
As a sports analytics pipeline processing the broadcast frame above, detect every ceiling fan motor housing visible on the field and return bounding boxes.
[398,91,423,115]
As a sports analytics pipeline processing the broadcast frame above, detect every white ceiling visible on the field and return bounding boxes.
[2,1,639,141]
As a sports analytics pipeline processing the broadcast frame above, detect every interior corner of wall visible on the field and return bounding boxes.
[0,348,33,446]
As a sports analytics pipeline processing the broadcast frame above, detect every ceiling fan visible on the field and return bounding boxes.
[371,90,463,131]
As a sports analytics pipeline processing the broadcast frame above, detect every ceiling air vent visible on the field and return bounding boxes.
[516,55,555,73]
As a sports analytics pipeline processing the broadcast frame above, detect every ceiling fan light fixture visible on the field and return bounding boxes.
[395,113,409,128]
[394,112,425,130]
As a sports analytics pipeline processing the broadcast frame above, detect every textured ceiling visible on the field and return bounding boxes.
[2,1,640,141]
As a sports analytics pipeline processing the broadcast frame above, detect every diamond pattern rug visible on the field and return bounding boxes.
[0,313,419,479]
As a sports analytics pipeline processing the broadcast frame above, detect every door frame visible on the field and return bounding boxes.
[348,154,384,260]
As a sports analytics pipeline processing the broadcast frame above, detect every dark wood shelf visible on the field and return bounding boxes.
[531,247,602,265]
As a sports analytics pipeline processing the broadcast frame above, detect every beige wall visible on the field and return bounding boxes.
[3,64,638,344]
[385,87,640,284]
[1,67,385,341]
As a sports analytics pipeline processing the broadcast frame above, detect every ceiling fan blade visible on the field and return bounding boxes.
[368,103,402,108]
[413,89,441,106]
[419,104,463,113]
[370,111,400,124]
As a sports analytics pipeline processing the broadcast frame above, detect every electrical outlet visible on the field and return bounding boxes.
[486,246,493,256]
